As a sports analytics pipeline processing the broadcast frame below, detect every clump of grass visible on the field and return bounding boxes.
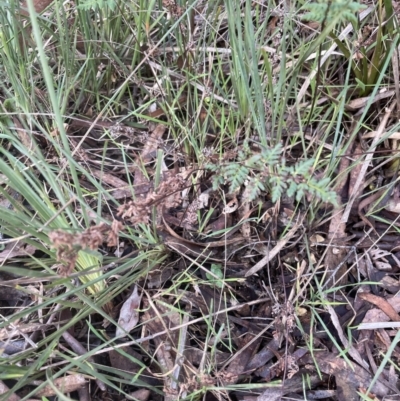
[0,0,399,399]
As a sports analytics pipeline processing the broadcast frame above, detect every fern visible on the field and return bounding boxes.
[302,0,366,24]
[289,158,315,176]
[206,144,337,205]
[286,180,299,199]
[305,177,338,204]
[260,143,283,166]
[206,163,220,173]
[224,164,249,193]
[269,174,287,203]
[211,174,225,191]
[244,177,266,201]
[245,154,263,168]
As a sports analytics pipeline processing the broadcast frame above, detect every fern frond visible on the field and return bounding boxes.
[269,175,287,202]
[206,143,336,205]
[224,164,249,193]
[305,177,338,205]
[211,174,225,191]
[302,0,366,24]
[206,163,221,172]
[294,182,307,202]
[286,180,298,199]
[290,158,314,176]
[246,153,262,168]
[244,177,266,201]
[238,149,249,162]
[261,144,283,166]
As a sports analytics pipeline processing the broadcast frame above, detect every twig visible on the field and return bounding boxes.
[61,330,107,391]
[170,312,190,396]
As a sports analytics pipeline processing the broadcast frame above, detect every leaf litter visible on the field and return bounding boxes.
[1,1,400,401]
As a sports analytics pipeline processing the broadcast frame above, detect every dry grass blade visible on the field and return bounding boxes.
[325,303,368,369]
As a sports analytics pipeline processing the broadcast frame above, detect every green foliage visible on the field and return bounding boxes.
[223,164,249,194]
[302,0,366,25]
[78,0,116,10]
[207,144,337,205]
[330,0,396,96]
[206,264,224,288]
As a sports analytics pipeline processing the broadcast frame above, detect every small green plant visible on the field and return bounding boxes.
[206,264,224,288]
[302,0,366,25]
[207,144,337,205]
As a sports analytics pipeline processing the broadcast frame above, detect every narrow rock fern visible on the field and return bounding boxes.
[206,144,337,205]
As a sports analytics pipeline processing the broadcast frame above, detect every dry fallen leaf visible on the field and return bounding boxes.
[0,244,36,262]
[369,248,394,271]
[257,387,283,401]
[223,197,238,214]
[109,346,142,373]
[300,352,389,399]
[116,285,141,337]
[129,389,151,401]
[34,374,86,397]
[358,292,400,322]
[323,154,350,287]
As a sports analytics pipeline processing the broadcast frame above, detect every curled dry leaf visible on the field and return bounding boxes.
[300,352,389,399]
[257,387,283,401]
[358,292,400,322]
[385,192,400,213]
[358,297,400,330]
[345,90,395,111]
[116,285,141,338]
[369,248,394,271]
[133,124,166,190]
[238,192,251,240]
[223,332,262,385]
[323,154,350,287]
[223,197,239,214]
